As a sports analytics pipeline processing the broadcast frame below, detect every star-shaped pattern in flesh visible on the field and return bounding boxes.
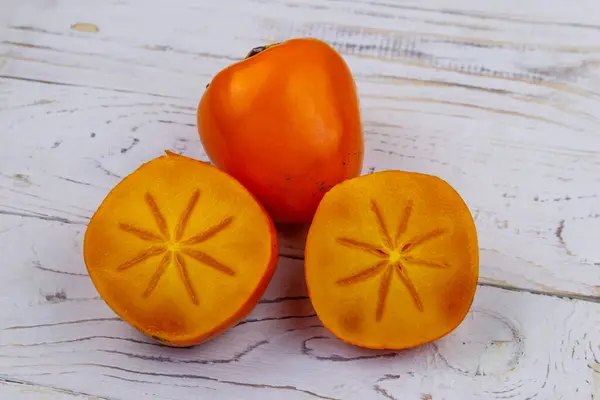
[117,190,235,305]
[335,200,449,321]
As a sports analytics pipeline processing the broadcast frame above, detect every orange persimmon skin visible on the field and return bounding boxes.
[197,38,363,224]
[83,152,278,347]
[305,170,479,350]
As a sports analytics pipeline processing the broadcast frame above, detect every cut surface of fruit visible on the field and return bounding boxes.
[305,170,479,350]
[84,152,278,346]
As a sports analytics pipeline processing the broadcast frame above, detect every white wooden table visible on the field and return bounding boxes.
[1,0,599,399]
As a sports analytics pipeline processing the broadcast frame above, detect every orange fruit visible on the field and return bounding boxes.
[84,152,278,346]
[305,171,479,349]
[197,38,363,224]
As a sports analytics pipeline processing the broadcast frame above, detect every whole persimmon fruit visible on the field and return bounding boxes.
[197,38,363,224]
[84,152,278,346]
[305,170,479,350]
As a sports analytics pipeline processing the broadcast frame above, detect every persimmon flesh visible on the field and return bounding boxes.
[84,152,278,346]
[197,38,363,223]
[305,171,479,350]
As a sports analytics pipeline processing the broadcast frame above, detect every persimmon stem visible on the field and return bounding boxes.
[245,42,281,59]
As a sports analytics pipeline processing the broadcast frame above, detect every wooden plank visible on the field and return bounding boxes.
[0,239,598,399]
[1,0,599,297]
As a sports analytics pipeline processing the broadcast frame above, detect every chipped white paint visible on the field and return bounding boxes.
[0,0,599,399]
[70,23,99,33]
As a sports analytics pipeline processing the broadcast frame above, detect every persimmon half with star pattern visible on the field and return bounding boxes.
[83,152,278,346]
[305,170,479,350]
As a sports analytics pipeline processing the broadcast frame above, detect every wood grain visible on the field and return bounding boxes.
[0,249,598,399]
[1,0,599,398]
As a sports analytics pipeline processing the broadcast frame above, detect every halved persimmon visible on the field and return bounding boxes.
[305,170,478,350]
[83,152,278,346]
